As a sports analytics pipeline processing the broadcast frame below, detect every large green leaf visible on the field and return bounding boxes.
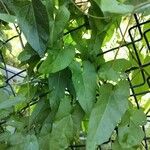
[39,45,75,74]
[49,115,74,150]
[94,0,134,14]
[87,80,129,150]
[5,0,49,56]
[125,0,150,14]
[70,61,97,114]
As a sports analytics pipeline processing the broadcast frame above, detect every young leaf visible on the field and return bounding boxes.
[39,45,75,74]
[87,80,129,150]
[70,61,97,115]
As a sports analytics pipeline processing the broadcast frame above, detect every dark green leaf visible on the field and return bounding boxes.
[49,5,70,45]
[39,45,75,74]
[70,61,97,114]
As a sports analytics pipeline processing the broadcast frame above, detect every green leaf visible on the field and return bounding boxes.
[0,89,10,102]
[113,106,147,149]
[130,54,150,98]
[0,95,26,110]
[126,0,150,14]
[88,1,107,33]
[0,13,16,23]
[55,96,72,121]
[5,0,49,56]
[94,0,134,14]
[49,5,70,45]
[9,133,39,150]
[18,43,37,62]
[130,109,147,126]
[24,134,39,150]
[39,45,75,74]
[48,69,71,111]
[49,97,74,150]
[70,61,97,114]
[49,115,74,150]
[118,122,144,148]
[87,80,129,150]
[98,59,131,82]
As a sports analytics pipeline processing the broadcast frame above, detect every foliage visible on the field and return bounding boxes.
[0,0,149,149]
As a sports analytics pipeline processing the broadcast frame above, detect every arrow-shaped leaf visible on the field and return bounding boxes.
[87,80,129,150]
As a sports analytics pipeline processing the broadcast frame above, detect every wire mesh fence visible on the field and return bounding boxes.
[0,14,150,149]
